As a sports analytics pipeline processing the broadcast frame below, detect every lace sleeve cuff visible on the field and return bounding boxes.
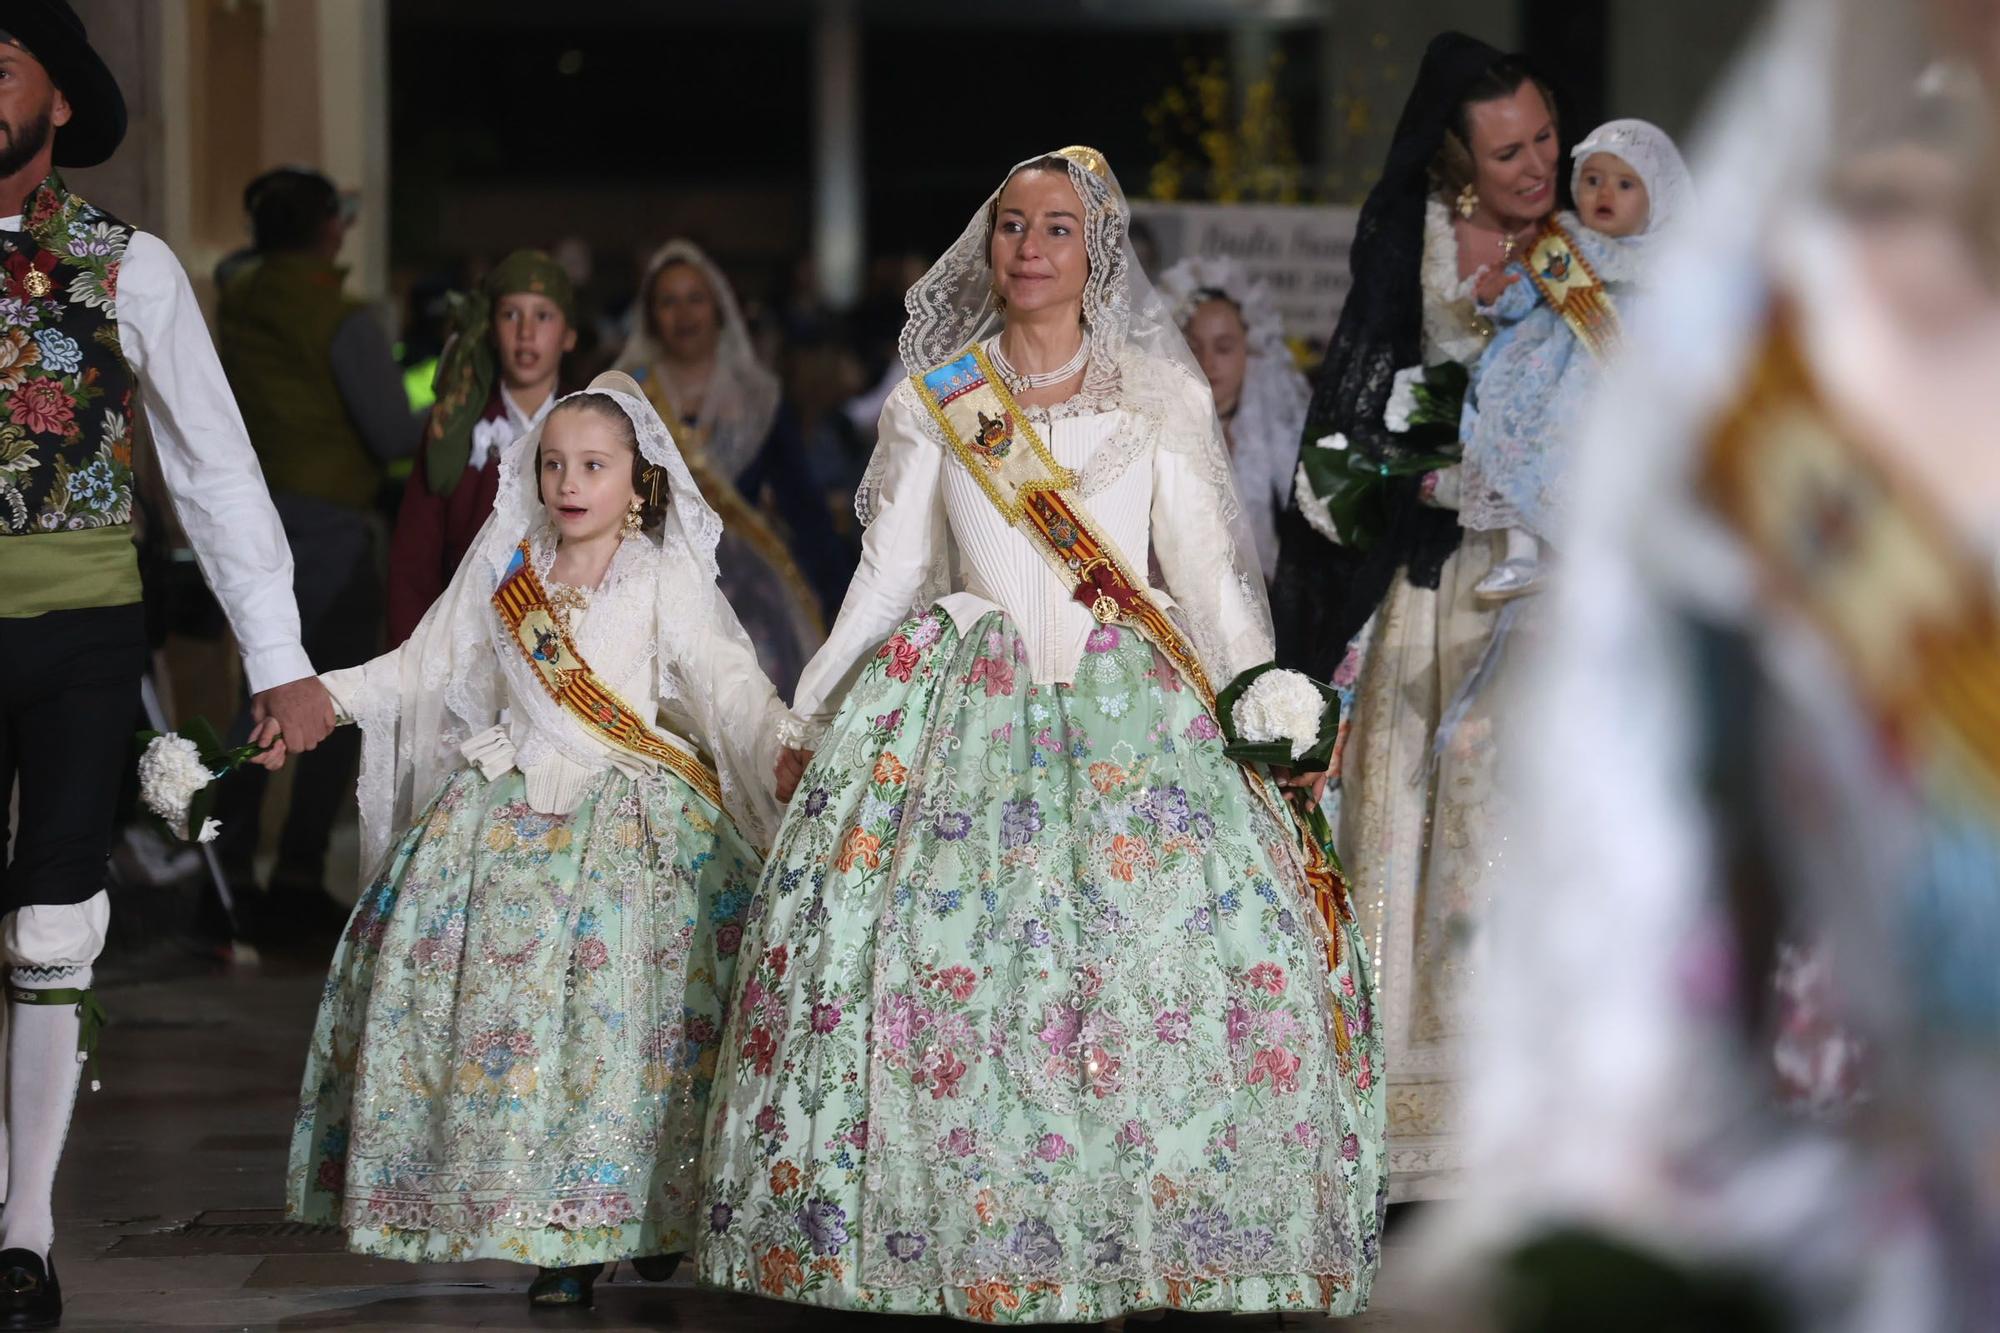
[776,711,830,750]
[319,667,364,727]
[1482,268,1540,322]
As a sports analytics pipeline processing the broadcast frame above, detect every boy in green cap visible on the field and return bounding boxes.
[387,250,576,644]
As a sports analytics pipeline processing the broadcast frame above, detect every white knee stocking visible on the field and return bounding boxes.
[0,964,90,1261]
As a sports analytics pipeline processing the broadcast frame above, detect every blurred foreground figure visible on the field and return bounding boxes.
[1441,1,2000,1330]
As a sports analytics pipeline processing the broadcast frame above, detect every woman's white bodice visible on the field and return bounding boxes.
[790,352,1271,734]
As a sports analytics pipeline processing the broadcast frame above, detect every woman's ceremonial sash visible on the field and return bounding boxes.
[492,542,726,810]
[913,347,1352,967]
[1524,217,1623,360]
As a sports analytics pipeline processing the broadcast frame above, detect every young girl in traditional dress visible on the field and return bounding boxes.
[1461,118,1692,599]
[282,372,785,1308]
[1159,255,1312,585]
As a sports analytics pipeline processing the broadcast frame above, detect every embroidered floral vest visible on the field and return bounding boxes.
[0,174,134,533]
[0,174,142,616]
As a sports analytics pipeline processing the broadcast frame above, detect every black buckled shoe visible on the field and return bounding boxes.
[0,1249,60,1331]
[628,1251,682,1282]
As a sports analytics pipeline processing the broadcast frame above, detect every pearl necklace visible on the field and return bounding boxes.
[992,334,1090,391]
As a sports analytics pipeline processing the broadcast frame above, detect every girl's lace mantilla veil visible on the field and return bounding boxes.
[1157,253,1312,581]
[347,372,781,882]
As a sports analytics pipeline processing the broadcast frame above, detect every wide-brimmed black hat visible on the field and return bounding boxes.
[0,0,126,167]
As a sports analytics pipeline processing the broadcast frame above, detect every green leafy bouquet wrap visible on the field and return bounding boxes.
[1295,359,1467,551]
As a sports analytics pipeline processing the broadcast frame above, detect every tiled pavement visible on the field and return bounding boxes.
[50,954,1445,1330]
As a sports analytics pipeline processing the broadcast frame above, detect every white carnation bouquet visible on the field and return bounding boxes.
[1215,663,1344,855]
[1216,663,1341,770]
[1231,671,1329,761]
[135,718,265,844]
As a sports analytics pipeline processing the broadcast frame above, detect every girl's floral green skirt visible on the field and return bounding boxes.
[698,608,1386,1323]
[288,763,761,1267]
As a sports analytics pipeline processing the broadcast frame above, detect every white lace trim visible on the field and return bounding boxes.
[1421,196,1491,368]
[776,711,829,751]
[1295,459,1344,545]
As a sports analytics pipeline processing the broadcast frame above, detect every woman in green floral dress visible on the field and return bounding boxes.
[697,150,1385,1324]
[285,374,786,1307]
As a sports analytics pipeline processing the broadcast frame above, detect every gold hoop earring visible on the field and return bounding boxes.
[1456,183,1480,220]
[623,495,644,534]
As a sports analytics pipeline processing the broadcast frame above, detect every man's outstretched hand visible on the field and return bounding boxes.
[252,676,337,762]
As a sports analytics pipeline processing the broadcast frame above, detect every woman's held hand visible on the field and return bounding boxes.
[775,746,814,803]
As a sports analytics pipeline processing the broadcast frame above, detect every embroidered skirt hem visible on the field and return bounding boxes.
[287,764,760,1266]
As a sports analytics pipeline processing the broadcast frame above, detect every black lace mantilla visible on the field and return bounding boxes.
[1272,33,1575,675]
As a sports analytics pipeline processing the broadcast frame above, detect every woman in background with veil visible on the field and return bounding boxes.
[617,240,845,695]
[696,149,1384,1323]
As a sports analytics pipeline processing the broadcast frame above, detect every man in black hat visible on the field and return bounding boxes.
[0,5,335,1326]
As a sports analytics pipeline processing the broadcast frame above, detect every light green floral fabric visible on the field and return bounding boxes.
[699,608,1385,1322]
[289,764,759,1267]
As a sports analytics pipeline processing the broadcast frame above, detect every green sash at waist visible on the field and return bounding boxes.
[0,525,142,617]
